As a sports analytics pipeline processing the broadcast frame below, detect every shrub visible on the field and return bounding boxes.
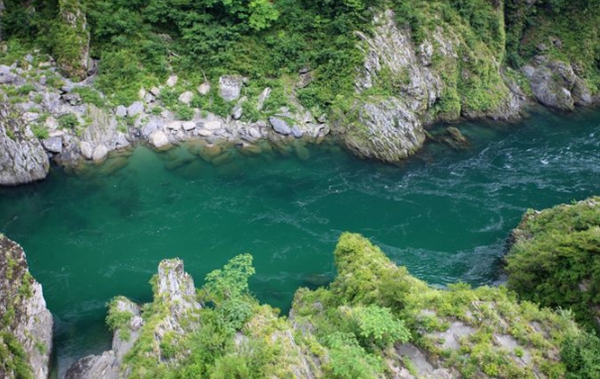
[58,114,79,130]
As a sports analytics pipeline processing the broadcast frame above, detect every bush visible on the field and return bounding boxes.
[505,198,600,330]
[58,114,79,130]
[561,331,600,379]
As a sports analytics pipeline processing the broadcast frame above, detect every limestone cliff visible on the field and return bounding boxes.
[0,234,53,379]
[0,101,49,186]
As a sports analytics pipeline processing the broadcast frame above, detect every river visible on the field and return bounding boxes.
[1,108,600,376]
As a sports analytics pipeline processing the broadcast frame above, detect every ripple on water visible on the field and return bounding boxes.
[1,109,600,376]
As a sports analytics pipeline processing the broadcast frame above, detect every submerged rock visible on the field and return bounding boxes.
[0,234,53,379]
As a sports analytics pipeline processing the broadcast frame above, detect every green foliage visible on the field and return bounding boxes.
[561,331,600,379]
[73,87,106,108]
[203,254,255,303]
[176,106,194,121]
[16,84,36,96]
[106,298,133,332]
[351,305,410,347]
[506,197,600,330]
[58,113,79,130]
[322,332,383,379]
[0,331,34,379]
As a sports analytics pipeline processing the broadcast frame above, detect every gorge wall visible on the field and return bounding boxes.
[0,234,53,379]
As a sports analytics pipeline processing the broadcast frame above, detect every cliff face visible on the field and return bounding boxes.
[67,234,583,378]
[0,101,49,186]
[333,6,524,163]
[0,234,53,379]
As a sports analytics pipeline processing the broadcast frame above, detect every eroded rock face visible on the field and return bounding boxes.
[66,259,202,378]
[0,234,53,379]
[523,61,593,111]
[334,9,520,163]
[65,298,143,379]
[0,102,49,186]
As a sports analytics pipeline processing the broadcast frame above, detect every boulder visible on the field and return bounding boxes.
[127,101,144,117]
[204,120,222,130]
[197,82,211,95]
[92,144,108,161]
[218,75,244,102]
[80,141,93,159]
[269,117,292,135]
[178,91,194,105]
[115,105,127,118]
[166,75,178,87]
[42,136,63,153]
[182,121,196,131]
[149,130,170,149]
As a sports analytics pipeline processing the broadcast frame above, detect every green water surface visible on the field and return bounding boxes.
[1,109,600,376]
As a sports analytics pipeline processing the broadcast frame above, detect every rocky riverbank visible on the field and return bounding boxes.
[1,5,599,186]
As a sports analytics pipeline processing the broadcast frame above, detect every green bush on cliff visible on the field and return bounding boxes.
[505,197,600,330]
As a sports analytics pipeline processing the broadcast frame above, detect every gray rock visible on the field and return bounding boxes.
[166,75,178,87]
[197,82,211,95]
[92,144,108,161]
[528,64,575,111]
[142,118,162,138]
[150,86,161,96]
[127,101,144,117]
[167,121,182,131]
[0,235,53,379]
[0,103,49,185]
[291,125,303,138]
[42,136,63,153]
[182,121,196,131]
[269,117,292,135]
[232,97,246,120]
[219,75,244,102]
[80,141,93,159]
[249,127,261,139]
[204,120,222,130]
[256,87,271,111]
[115,105,127,118]
[149,130,170,149]
[178,91,194,105]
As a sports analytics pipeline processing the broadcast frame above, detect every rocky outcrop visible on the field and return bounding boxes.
[0,234,53,379]
[334,9,523,163]
[523,60,593,111]
[55,0,91,80]
[67,259,202,378]
[65,298,143,379]
[0,101,49,186]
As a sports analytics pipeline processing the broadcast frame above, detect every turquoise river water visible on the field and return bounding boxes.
[1,108,600,376]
